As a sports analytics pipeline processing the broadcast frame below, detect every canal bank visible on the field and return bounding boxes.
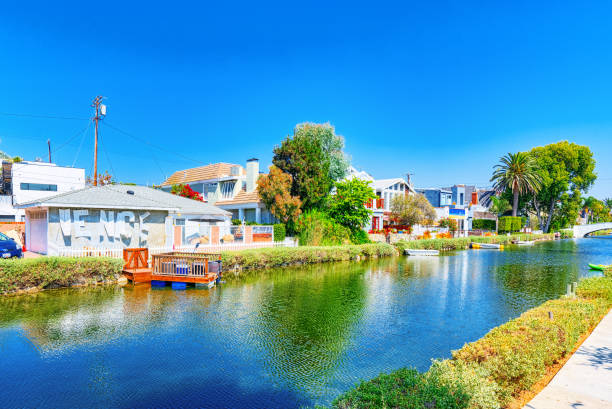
[330,275,612,409]
[0,238,609,408]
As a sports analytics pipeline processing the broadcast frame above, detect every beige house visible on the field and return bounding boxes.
[161,159,275,224]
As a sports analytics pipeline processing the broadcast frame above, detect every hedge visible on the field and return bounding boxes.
[273,224,286,242]
[221,243,397,272]
[332,276,612,409]
[0,257,124,294]
[498,216,522,233]
[472,219,496,231]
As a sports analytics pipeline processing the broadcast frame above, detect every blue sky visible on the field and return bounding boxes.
[1,1,611,198]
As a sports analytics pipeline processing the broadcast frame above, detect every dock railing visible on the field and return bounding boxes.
[151,252,222,278]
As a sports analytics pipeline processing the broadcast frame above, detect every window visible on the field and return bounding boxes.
[0,232,10,241]
[221,181,235,199]
[459,193,464,205]
[20,183,57,191]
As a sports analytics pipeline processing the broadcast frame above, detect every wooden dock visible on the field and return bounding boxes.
[122,248,222,286]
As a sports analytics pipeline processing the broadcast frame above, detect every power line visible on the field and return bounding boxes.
[0,111,89,121]
[52,120,93,155]
[72,122,90,167]
[102,122,206,165]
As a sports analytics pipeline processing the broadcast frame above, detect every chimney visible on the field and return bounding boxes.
[246,158,259,193]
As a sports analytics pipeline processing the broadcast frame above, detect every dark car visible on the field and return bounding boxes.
[0,232,22,258]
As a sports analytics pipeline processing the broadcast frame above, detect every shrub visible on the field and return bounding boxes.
[350,229,371,244]
[576,276,612,301]
[0,257,124,294]
[296,209,351,246]
[559,229,574,239]
[231,219,242,225]
[221,243,396,272]
[427,360,501,409]
[332,367,470,409]
[472,219,496,231]
[273,224,286,242]
[498,216,522,233]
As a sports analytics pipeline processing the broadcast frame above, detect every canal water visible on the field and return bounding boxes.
[1,238,610,408]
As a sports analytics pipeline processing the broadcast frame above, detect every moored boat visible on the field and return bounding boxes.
[472,243,503,250]
[405,249,440,256]
[588,263,610,271]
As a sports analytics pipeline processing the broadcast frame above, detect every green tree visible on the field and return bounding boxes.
[529,141,596,233]
[390,194,436,227]
[490,152,542,217]
[272,123,348,211]
[316,123,350,181]
[257,165,302,225]
[604,198,612,209]
[327,178,376,233]
[489,195,512,216]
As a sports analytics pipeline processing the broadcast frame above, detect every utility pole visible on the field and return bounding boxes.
[91,96,105,186]
[47,139,51,163]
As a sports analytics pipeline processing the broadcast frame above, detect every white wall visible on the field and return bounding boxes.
[12,162,85,205]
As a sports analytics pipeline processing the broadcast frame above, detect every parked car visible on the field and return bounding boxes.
[0,232,23,258]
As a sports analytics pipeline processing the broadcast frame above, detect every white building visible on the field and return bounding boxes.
[16,184,231,255]
[161,159,275,224]
[0,161,85,222]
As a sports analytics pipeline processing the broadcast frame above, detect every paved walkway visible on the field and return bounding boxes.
[524,310,612,409]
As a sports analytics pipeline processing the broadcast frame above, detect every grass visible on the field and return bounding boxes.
[0,257,124,295]
[221,243,397,272]
[394,234,555,252]
[331,276,612,409]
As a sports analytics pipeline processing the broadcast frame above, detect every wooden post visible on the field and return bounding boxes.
[211,226,220,244]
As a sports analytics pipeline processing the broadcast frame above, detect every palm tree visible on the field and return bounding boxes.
[490,152,542,217]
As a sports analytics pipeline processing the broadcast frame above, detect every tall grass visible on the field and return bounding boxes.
[395,234,555,252]
[221,243,397,272]
[0,257,124,294]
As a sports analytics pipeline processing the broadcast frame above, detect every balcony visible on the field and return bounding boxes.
[365,198,385,210]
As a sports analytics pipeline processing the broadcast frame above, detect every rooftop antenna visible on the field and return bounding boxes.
[47,139,52,163]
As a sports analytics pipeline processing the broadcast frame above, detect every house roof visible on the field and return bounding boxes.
[373,178,415,193]
[15,184,231,217]
[161,163,245,186]
[215,190,261,206]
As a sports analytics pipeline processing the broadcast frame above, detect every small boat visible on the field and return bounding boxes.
[515,241,535,246]
[405,249,440,256]
[588,264,610,271]
[472,243,503,250]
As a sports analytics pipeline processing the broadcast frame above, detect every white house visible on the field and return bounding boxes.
[16,184,231,255]
[0,160,85,222]
[161,158,275,224]
[346,166,415,230]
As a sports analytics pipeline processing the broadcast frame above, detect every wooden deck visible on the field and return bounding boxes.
[122,248,222,285]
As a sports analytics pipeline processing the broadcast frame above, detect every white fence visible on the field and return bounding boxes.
[56,238,297,259]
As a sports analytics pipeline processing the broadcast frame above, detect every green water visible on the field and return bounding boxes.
[0,238,609,408]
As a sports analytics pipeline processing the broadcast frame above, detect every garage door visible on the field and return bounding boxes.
[28,210,47,254]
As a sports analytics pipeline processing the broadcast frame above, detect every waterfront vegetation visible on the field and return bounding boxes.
[395,233,555,252]
[331,275,612,409]
[221,243,397,273]
[0,257,123,295]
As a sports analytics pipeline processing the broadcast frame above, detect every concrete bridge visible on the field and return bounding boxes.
[573,222,612,238]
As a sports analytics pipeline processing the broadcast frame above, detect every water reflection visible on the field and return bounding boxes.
[0,238,610,408]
